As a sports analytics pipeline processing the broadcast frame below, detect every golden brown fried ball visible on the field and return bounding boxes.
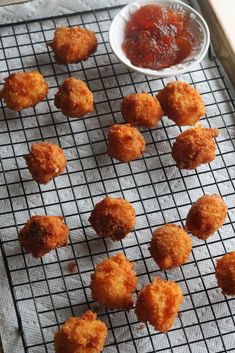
[216,252,235,296]
[25,142,67,184]
[19,215,69,258]
[135,277,183,332]
[107,123,145,162]
[54,77,93,118]
[186,194,227,240]
[149,224,192,269]
[121,93,164,128]
[91,253,137,310]
[0,71,48,112]
[89,197,135,241]
[54,310,108,353]
[157,81,205,126]
[172,125,219,169]
[48,26,97,64]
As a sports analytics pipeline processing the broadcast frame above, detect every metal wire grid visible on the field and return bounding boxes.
[0,5,235,353]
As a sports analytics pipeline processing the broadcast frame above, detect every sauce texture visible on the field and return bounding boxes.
[123,5,196,70]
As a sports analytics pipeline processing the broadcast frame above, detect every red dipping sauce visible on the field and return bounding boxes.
[123,5,196,70]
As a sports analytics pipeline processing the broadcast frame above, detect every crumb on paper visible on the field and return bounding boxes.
[68,261,77,273]
[138,323,145,331]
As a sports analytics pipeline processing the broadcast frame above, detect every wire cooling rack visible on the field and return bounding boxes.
[0,4,235,353]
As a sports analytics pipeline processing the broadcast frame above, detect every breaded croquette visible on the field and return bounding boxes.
[149,224,192,269]
[54,77,93,118]
[25,142,67,184]
[48,26,97,64]
[121,92,164,128]
[186,194,227,240]
[89,197,135,241]
[172,125,219,169]
[54,311,108,353]
[216,252,235,296]
[0,71,48,112]
[135,277,183,332]
[19,215,69,258]
[157,81,205,126]
[107,123,145,162]
[91,253,137,310]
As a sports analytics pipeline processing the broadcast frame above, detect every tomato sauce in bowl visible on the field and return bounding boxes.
[123,5,197,70]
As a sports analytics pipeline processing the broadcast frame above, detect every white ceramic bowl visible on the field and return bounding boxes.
[109,0,210,77]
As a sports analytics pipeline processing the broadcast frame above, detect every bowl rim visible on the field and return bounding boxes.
[109,0,210,78]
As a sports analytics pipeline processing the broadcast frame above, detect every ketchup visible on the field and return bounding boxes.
[123,5,196,70]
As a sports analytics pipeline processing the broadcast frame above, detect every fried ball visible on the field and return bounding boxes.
[89,197,135,241]
[157,81,205,126]
[121,93,164,128]
[48,26,97,64]
[54,77,93,118]
[54,310,108,353]
[25,142,67,184]
[0,71,48,112]
[172,125,219,169]
[149,224,192,269]
[135,277,183,332]
[19,215,69,258]
[186,194,227,240]
[107,124,145,162]
[91,253,137,310]
[216,252,235,296]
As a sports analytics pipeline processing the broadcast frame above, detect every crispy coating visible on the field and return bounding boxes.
[135,277,183,332]
[89,197,135,241]
[186,194,227,240]
[19,215,69,258]
[0,71,48,112]
[54,310,108,353]
[107,124,145,162]
[48,26,97,64]
[91,253,137,310]
[216,252,235,296]
[54,77,93,118]
[121,93,164,128]
[149,224,192,269]
[172,125,219,169]
[25,142,67,184]
[157,81,205,126]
